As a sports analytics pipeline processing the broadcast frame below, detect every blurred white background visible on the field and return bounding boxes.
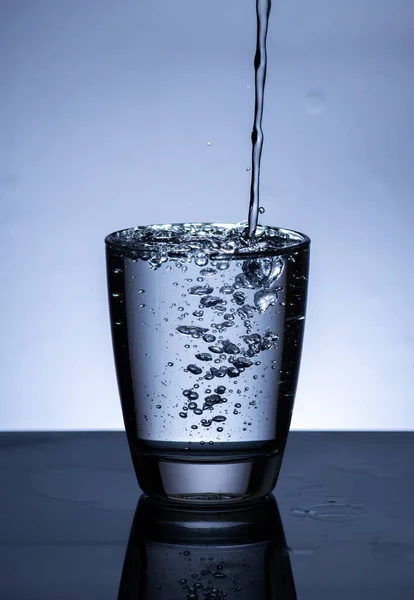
[1,0,413,430]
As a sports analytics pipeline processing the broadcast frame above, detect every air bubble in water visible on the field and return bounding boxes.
[210,366,228,378]
[212,572,226,579]
[254,287,282,313]
[228,367,240,378]
[230,356,253,369]
[195,252,208,267]
[208,344,223,354]
[177,326,209,337]
[200,267,217,276]
[216,260,230,271]
[196,353,212,361]
[233,291,246,305]
[220,285,234,295]
[200,296,225,308]
[189,285,214,296]
[222,340,240,354]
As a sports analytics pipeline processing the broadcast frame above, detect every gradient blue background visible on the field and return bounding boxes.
[1,0,413,430]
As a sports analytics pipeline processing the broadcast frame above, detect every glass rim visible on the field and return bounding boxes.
[105,222,310,259]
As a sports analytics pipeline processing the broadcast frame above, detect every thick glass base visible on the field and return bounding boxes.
[132,450,283,508]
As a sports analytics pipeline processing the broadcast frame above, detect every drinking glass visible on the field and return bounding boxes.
[105,222,310,506]
[118,494,296,599]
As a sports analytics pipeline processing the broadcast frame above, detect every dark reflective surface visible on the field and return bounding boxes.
[118,494,296,599]
[1,432,414,599]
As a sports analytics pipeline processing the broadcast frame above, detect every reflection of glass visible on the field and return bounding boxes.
[106,222,310,505]
[118,494,297,600]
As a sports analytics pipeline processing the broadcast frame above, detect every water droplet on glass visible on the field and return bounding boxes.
[305,91,325,115]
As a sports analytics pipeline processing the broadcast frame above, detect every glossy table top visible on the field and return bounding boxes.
[1,432,413,599]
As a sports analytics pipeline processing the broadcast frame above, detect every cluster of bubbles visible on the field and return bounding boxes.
[175,551,253,599]
[110,223,294,435]
[107,221,300,271]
